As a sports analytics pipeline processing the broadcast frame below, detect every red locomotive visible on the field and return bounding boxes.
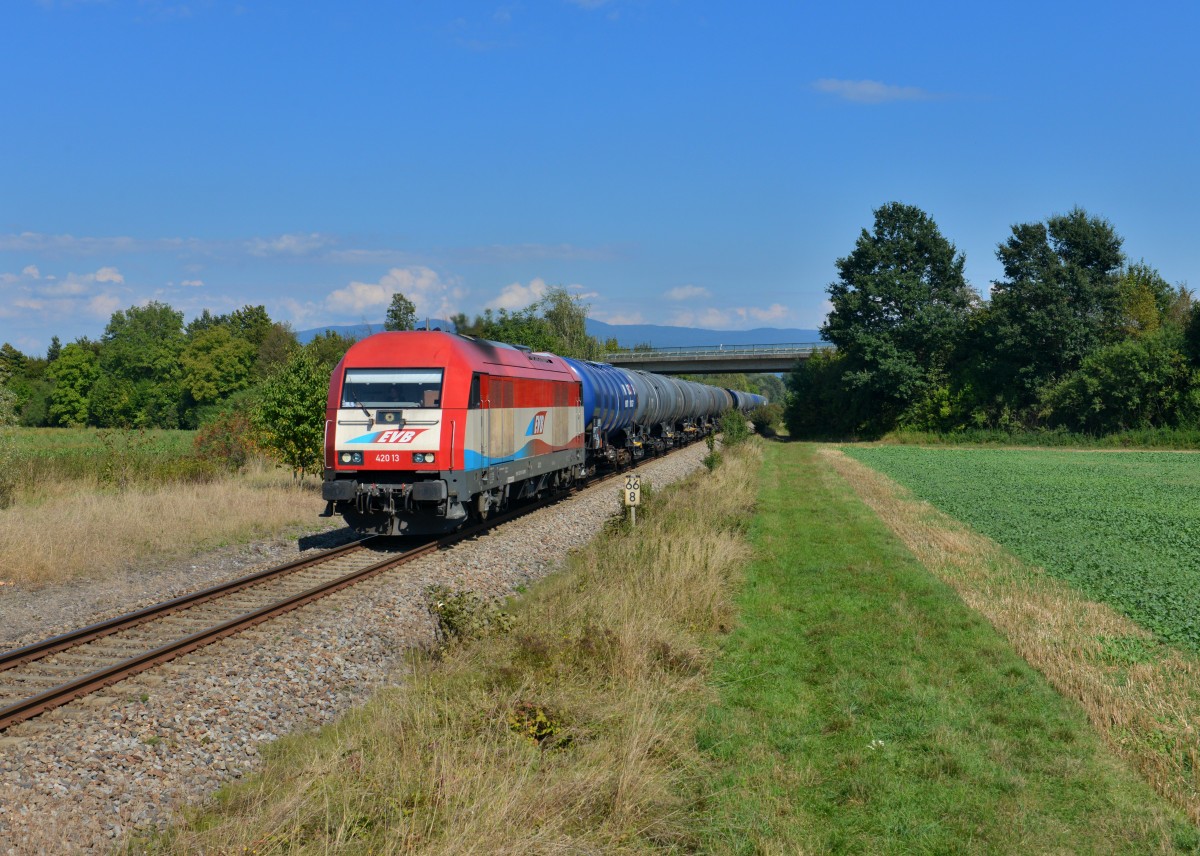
[321,332,585,535]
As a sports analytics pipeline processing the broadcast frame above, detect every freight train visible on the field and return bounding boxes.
[320,331,766,536]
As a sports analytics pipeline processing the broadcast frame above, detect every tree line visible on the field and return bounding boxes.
[787,202,1200,439]
[0,286,636,476]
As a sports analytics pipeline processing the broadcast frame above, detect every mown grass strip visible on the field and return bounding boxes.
[695,441,1198,854]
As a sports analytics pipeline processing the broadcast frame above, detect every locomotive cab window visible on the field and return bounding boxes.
[342,369,444,409]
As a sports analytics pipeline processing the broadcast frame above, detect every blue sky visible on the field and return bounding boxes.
[3,0,1199,354]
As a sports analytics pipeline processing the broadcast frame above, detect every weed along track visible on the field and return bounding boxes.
[0,449,690,735]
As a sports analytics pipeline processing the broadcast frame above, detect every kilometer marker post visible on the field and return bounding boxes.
[624,474,641,527]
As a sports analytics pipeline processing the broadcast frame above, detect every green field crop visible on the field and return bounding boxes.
[6,427,200,490]
[844,446,1200,653]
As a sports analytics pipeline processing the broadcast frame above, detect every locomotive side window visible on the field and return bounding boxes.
[342,369,444,408]
[468,374,481,409]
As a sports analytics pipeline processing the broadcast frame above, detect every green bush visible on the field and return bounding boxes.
[194,409,256,472]
[1039,333,1200,433]
[747,402,783,436]
[719,408,751,446]
[427,586,515,645]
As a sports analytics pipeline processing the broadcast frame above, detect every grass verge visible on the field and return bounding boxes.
[695,441,1197,853]
[138,443,759,854]
[0,463,329,587]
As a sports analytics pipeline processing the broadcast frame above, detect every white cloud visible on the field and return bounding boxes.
[37,266,125,296]
[455,242,617,264]
[0,232,151,254]
[670,303,793,329]
[670,308,733,329]
[486,277,550,311]
[665,284,709,301]
[324,248,418,266]
[812,78,935,104]
[745,303,790,323]
[87,293,122,318]
[94,266,124,284]
[277,297,323,328]
[0,264,130,326]
[595,310,645,325]
[180,279,204,287]
[246,233,334,257]
[325,266,462,320]
[38,278,91,297]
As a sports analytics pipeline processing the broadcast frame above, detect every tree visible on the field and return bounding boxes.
[47,342,100,426]
[256,322,300,378]
[536,287,604,359]
[227,305,273,348]
[46,336,61,363]
[819,202,976,435]
[99,301,186,427]
[0,365,15,427]
[304,330,356,367]
[385,292,417,332]
[459,286,606,359]
[980,209,1125,410]
[1116,262,1175,338]
[474,308,558,352]
[0,344,27,378]
[252,349,329,478]
[785,350,857,438]
[181,326,256,406]
[749,373,787,403]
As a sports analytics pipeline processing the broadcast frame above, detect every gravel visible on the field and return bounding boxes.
[0,444,707,855]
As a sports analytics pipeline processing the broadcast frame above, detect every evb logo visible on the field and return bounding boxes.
[527,411,548,436]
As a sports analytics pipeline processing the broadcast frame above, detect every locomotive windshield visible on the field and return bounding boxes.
[342,368,444,409]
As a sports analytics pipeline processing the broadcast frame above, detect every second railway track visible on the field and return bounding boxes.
[0,457,673,733]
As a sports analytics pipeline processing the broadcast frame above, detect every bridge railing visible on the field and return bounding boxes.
[603,342,833,361]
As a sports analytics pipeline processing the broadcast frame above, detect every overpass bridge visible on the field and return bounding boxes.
[602,342,832,374]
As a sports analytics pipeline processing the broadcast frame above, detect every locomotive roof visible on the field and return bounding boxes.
[338,331,576,379]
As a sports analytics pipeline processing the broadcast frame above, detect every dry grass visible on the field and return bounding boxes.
[0,462,327,587]
[147,443,761,854]
[821,447,1200,823]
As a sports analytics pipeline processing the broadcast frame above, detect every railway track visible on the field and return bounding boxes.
[0,456,672,732]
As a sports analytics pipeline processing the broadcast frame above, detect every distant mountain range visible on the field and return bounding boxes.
[297,319,824,349]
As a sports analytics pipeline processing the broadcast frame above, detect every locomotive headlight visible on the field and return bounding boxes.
[340,452,352,464]
[413,452,435,464]
[339,451,363,465]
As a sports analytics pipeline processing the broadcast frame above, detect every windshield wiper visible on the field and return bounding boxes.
[348,392,374,429]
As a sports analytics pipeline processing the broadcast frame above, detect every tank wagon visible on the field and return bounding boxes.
[321,331,766,536]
